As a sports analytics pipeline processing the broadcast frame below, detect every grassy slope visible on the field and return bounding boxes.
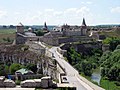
[98,29,120,38]
[0,29,16,43]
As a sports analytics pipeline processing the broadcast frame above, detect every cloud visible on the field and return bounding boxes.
[0,10,7,19]
[21,7,93,25]
[77,7,90,14]
[45,9,54,12]
[0,7,94,25]
[53,11,63,16]
[111,7,120,13]
[81,1,92,4]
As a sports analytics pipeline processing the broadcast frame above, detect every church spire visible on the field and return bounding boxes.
[43,22,48,30]
[82,18,87,26]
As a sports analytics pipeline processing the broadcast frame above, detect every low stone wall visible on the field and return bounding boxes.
[21,77,57,88]
[0,76,16,88]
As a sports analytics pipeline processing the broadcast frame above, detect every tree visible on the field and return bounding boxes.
[100,49,120,81]
[81,60,92,76]
[9,63,22,74]
[36,30,45,36]
[116,45,120,50]
[109,39,120,51]
[102,37,113,44]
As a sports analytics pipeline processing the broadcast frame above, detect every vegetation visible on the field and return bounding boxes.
[0,29,16,43]
[9,63,23,74]
[103,37,120,51]
[34,30,46,36]
[98,28,120,38]
[66,47,102,76]
[15,80,21,85]
[0,62,38,75]
[100,49,120,85]
[26,63,37,73]
[100,78,120,90]
[66,37,120,89]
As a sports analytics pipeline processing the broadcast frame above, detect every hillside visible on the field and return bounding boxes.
[98,28,120,38]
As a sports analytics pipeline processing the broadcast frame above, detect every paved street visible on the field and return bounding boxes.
[37,42,104,90]
[49,47,91,90]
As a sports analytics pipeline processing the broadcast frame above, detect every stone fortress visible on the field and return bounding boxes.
[15,23,39,44]
[40,18,93,46]
[14,18,93,46]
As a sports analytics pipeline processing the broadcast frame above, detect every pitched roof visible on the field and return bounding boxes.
[16,68,33,75]
[81,18,87,26]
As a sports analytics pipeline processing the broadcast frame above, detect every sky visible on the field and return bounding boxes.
[0,0,120,25]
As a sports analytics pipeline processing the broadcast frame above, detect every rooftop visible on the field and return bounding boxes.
[16,68,33,75]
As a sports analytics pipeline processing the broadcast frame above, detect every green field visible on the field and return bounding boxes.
[0,29,16,43]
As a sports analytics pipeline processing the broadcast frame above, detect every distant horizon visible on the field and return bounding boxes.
[0,23,120,26]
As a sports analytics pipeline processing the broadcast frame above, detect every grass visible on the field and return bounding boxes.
[0,29,16,43]
[98,30,120,38]
[100,78,120,90]
[0,29,16,34]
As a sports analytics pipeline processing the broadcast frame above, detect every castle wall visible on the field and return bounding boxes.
[16,33,27,44]
[63,30,82,36]
[58,36,93,44]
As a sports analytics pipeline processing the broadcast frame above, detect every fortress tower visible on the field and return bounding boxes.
[81,18,87,36]
[16,22,24,34]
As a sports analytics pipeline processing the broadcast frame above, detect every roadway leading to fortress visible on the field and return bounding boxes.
[37,41,105,90]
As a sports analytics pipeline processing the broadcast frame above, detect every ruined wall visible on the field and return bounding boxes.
[61,42,102,56]
[0,44,57,79]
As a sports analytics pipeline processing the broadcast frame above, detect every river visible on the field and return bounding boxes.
[91,68,101,85]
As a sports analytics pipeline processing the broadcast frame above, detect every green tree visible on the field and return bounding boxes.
[9,63,22,74]
[36,30,45,36]
[102,37,113,44]
[81,60,92,76]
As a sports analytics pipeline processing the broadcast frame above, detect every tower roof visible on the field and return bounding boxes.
[81,18,87,26]
[17,22,24,26]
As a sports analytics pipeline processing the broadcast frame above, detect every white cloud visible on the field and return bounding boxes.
[81,1,92,4]
[0,7,94,25]
[86,1,92,4]
[111,7,120,13]
[53,11,63,16]
[77,7,90,14]
[0,10,7,19]
[21,7,93,25]
[14,12,21,15]
[45,9,54,12]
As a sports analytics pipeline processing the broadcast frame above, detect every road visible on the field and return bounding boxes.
[37,42,104,90]
[50,47,92,90]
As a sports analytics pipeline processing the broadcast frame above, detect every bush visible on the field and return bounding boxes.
[9,63,22,74]
[15,80,21,85]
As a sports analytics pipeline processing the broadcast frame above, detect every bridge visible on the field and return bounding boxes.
[36,41,105,90]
